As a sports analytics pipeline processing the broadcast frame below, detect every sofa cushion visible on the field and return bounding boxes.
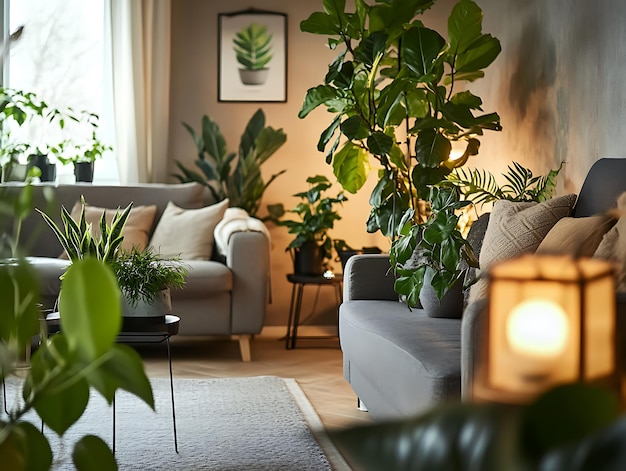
[594,191,626,291]
[536,215,615,257]
[172,260,233,295]
[468,194,577,303]
[149,199,229,260]
[69,202,157,254]
[340,300,461,419]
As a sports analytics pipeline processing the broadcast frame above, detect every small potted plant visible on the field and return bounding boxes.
[110,247,188,318]
[276,175,347,275]
[58,131,112,183]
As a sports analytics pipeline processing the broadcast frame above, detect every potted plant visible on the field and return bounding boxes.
[0,183,153,469]
[110,247,188,318]
[276,175,347,275]
[174,108,287,218]
[37,196,132,266]
[58,130,112,183]
[299,0,503,303]
[233,22,273,85]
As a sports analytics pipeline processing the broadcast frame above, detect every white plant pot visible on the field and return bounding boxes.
[121,288,172,318]
[238,68,269,85]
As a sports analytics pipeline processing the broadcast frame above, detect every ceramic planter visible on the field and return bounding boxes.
[293,240,324,276]
[74,161,94,183]
[121,288,172,318]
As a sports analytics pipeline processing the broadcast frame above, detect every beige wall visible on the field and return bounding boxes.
[169,0,626,325]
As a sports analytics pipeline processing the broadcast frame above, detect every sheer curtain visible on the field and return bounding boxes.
[106,0,171,184]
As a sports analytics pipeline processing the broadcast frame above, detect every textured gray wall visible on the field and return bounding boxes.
[468,0,626,193]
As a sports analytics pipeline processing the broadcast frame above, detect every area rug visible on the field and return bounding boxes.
[7,376,351,470]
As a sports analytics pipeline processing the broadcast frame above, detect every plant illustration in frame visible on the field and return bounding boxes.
[233,23,273,85]
[219,9,287,102]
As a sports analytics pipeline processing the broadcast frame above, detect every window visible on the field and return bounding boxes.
[7,0,118,183]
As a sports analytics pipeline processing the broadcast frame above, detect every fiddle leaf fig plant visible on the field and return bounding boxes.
[300,0,502,303]
[175,108,287,218]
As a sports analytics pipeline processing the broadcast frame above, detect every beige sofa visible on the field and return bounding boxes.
[0,182,270,361]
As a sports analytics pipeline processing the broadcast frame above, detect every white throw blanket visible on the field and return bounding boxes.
[214,207,273,302]
[214,207,271,257]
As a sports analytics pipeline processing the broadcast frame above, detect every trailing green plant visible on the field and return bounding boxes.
[111,247,188,307]
[36,196,132,264]
[174,108,287,218]
[449,161,564,207]
[0,183,153,470]
[233,23,273,71]
[391,184,477,305]
[276,175,347,264]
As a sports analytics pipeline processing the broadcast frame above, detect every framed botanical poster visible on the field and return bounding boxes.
[218,9,287,102]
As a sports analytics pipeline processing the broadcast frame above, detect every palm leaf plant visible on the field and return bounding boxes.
[300,0,502,303]
[449,161,564,207]
[175,108,287,218]
[233,23,273,71]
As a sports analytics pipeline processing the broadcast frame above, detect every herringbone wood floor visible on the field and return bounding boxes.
[136,330,372,431]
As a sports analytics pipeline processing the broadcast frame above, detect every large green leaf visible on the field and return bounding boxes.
[455,34,501,73]
[200,114,227,161]
[58,259,121,361]
[0,420,53,471]
[340,115,370,140]
[254,126,287,165]
[401,27,445,78]
[332,141,371,193]
[414,129,451,167]
[240,109,265,159]
[87,344,154,408]
[367,131,393,156]
[298,85,343,118]
[34,374,90,436]
[72,435,117,471]
[300,12,342,35]
[0,261,40,351]
[448,0,483,56]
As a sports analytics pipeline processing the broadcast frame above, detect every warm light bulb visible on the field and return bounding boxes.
[506,299,569,359]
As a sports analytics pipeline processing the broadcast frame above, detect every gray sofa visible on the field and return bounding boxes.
[0,182,270,361]
[340,158,626,420]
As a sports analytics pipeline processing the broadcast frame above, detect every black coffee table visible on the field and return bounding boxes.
[46,313,180,453]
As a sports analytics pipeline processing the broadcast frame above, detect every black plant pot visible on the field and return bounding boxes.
[28,154,56,182]
[74,161,94,183]
[293,240,324,276]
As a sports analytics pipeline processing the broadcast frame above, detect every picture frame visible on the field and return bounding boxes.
[218,9,288,103]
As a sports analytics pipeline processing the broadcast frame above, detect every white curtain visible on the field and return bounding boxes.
[106,0,171,184]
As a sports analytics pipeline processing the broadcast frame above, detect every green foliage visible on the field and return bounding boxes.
[450,161,564,206]
[300,0,502,236]
[36,197,132,265]
[276,175,347,263]
[110,247,188,307]
[233,23,273,70]
[391,184,477,305]
[332,383,624,471]
[0,184,153,469]
[174,108,287,218]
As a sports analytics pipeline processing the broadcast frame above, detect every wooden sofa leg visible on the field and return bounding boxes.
[237,335,252,362]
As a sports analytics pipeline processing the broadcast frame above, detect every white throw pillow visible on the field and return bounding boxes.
[149,199,229,260]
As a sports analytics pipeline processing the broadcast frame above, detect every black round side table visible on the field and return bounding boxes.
[284,273,343,349]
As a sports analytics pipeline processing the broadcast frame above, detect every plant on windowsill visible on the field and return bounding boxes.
[174,108,287,219]
[0,183,153,470]
[299,0,503,305]
[275,175,347,276]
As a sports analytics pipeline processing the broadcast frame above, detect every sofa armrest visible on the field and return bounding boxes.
[343,253,397,301]
[227,231,270,334]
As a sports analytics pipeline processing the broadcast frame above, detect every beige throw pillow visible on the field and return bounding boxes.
[593,192,626,291]
[468,193,577,303]
[149,199,229,260]
[64,202,158,256]
[536,215,615,257]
